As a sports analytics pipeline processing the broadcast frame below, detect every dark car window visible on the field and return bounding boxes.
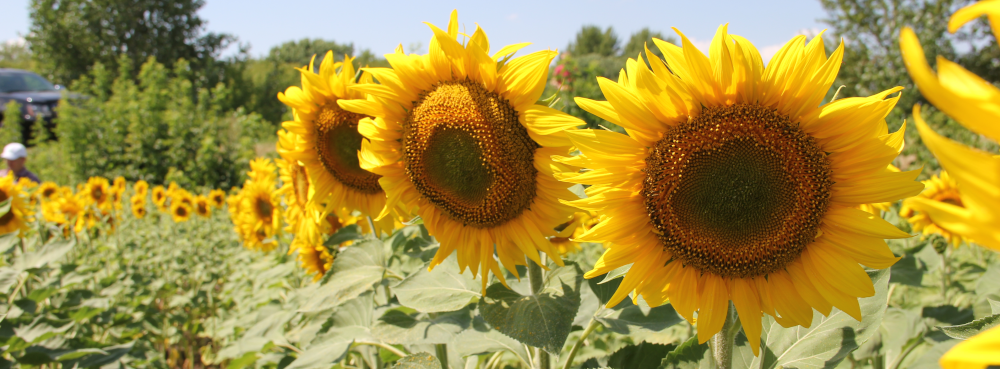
[0,72,57,93]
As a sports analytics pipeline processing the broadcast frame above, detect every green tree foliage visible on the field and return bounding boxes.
[55,56,271,189]
[555,27,676,130]
[820,0,1000,173]
[26,0,234,87]
[0,41,36,71]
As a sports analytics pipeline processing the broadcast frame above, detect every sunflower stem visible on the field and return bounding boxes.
[527,258,551,369]
[561,317,599,369]
[435,343,449,369]
[710,302,737,369]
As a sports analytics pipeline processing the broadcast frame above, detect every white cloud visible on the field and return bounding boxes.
[3,37,26,47]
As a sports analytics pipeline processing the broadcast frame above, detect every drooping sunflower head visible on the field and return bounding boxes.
[83,177,111,208]
[194,196,211,218]
[900,171,969,247]
[290,210,336,281]
[557,25,923,354]
[338,10,583,290]
[134,180,149,197]
[170,202,192,223]
[278,51,400,234]
[0,174,32,236]
[152,186,168,209]
[37,181,60,202]
[131,195,147,219]
[234,178,282,252]
[277,154,313,233]
[208,189,225,208]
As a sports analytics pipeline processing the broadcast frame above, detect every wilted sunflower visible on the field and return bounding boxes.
[170,202,192,223]
[277,134,314,234]
[900,2,1000,250]
[208,189,225,208]
[194,196,211,218]
[152,186,168,210]
[278,52,401,234]
[0,174,33,236]
[556,26,922,354]
[37,181,60,202]
[900,171,969,247]
[83,177,111,210]
[234,178,282,252]
[339,10,582,289]
[131,195,147,219]
[134,180,149,197]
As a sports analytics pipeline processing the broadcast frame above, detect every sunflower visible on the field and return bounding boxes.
[113,176,126,192]
[134,180,149,197]
[83,177,111,210]
[194,195,211,218]
[290,210,336,281]
[171,188,194,209]
[248,157,278,184]
[152,185,168,210]
[939,325,1000,369]
[233,177,282,252]
[17,178,38,208]
[338,10,582,289]
[37,181,60,202]
[131,195,147,219]
[548,211,603,256]
[170,201,192,223]
[208,189,225,208]
[0,174,33,235]
[900,3,1000,250]
[278,51,402,235]
[899,171,969,247]
[555,26,923,354]
[277,133,314,234]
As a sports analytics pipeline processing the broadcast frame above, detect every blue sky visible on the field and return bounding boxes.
[2,0,828,62]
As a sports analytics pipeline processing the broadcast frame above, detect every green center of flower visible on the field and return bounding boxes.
[404,79,538,228]
[315,102,383,195]
[643,104,833,278]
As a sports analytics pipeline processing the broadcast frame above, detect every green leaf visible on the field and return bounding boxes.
[451,327,531,367]
[0,231,19,254]
[324,224,363,249]
[889,254,924,286]
[880,307,924,368]
[751,268,891,369]
[390,352,441,369]
[940,313,1000,340]
[301,240,387,312]
[0,267,19,294]
[14,317,72,344]
[13,238,75,272]
[658,336,709,369]
[479,261,583,354]
[226,352,259,369]
[372,306,473,345]
[283,339,353,369]
[608,342,675,369]
[0,198,11,218]
[990,298,1000,315]
[393,255,480,313]
[599,264,631,284]
[66,342,134,368]
[596,304,683,335]
[15,351,53,365]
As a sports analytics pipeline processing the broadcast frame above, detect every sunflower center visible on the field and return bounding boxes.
[643,104,833,279]
[404,79,539,228]
[42,188,56,198]
[175,206,188,217]
[314,102,382,195]
[91,187,103,202]
[292,163,310,207]
[255,197,273,222]
[0,189,12,226]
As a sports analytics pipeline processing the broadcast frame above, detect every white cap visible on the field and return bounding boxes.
[1,143,27,160]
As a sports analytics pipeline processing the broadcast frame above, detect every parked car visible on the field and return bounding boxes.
[0,68,65,144]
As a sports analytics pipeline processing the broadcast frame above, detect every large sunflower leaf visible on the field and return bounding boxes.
[372,305,473,345]
[0,267,19,294]
[479,261,583,354]
[300,239,386,312]
[283,338,353,369]
[750,268,891,369]
[940,313,1000,340]
[450,326,531,367]
[0,231,19,254]
[390,352,441,369]
[13,239,75,272]
[657,335,710,369]
[608,342,675,369]
[392,255,480,313]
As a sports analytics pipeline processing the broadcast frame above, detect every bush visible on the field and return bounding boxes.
[55,56,272,189]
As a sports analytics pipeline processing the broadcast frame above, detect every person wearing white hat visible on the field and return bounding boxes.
[1,143,39,183]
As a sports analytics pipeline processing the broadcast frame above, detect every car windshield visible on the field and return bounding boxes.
[0,72,57,93]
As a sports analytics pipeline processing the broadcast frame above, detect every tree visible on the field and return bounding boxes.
[567,25,620,57]
[820,0,1000,173]
[27,0,234,86]
[622,27,668,62]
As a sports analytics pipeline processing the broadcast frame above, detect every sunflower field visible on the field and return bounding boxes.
[4,1,1000,369]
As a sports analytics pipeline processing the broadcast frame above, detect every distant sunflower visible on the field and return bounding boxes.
[170,202,191,223]
[338,10,582,289]
[37,181,60,202]
[278,52,399,234]
[83,177,111,210]
[291,210,335,281]
[556,26,922,354]
[208,189,225,208]
[234,178,281,252]
[0,174,33,236]
[549,212,600,256]
[131,195,147,219]
[900,171,969,247]
[170,188,194,209]
[248,157,278,184]
[277,133,313,234]
[194,196,211,218]
[134,180,149,197]
[152,186,168,210]
[113,176,126,192]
